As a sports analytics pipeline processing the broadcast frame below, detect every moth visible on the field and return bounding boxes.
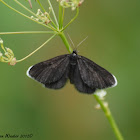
[27,50,117,94]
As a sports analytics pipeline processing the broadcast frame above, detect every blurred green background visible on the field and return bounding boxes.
[0,0,140,140]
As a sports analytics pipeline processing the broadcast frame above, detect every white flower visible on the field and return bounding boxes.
[33,9,51,25]
[95,104,101,109]
[95,102,108,110]
[96,90,107,100]
[9,57,16,66]
[58,0,84,10]
[0,38,3,44]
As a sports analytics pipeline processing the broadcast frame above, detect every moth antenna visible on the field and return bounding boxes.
[76,36,88,50]
[67,33,75,49]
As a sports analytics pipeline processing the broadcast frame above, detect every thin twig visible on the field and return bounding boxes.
[36,0,46,12]
[0,31,56,35]
[14,0,37,16]
[17,34,56,62]
[61,8,79,31]
[47,0,59,27]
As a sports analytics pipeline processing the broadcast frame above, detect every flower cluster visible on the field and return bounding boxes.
[95,90,108,109]
[0,38,16,66]
[31,9,51,25]
[57,0,84,10]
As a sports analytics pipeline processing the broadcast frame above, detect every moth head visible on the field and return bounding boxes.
[72,50,78,56]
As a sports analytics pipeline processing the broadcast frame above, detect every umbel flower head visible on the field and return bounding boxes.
[31,9,51,25]
[57,0,84,10]
[0,38,16,66]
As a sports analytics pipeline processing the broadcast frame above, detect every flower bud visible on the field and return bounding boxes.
[78,0,84,7]
[95,104,101,109]
[9,57,16,66]
[103,102,108,108]
[6,47,14,55]
[49,7,52,11]
[95,102,108,110]
[5,52,9,57]
[96,90,107,100]
[0,38,3,44]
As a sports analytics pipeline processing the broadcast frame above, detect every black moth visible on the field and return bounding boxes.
[27,50,117,94]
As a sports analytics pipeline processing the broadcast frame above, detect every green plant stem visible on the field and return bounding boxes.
[14,0,36,16]
[59,4,63,29]
[58,3,72,52]
[17,34,56,62]
[1,0,52,30]
[62,8,65,27]
[48,0,59,27]
[59,32,73,53]
[50,18,57,29]
[0,31,56,35]
[36,0,46,12]
[1,44,6,53]
[61,8,79,31]
[94,94,124,140]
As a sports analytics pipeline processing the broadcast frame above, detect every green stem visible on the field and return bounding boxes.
[36,0,46,12]
[1,44,6,53]
[1,0,52,30]
[50,18,57,29]
[48,0,59,27]
[59,32,73,53]
[94,94,124,140]
[17,34,56,62]
[0,31,56,35]
[61,8,79,31]
[62,8,65,27]
[59,4,63,29]
[58,4,72,52]
[14,0,37,17]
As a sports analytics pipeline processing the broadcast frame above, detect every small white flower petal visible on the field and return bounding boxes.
[0,38,3,44]
[95,104,101,109]
[96,90,107,99]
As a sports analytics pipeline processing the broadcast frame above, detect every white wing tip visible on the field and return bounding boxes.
[112,75,118,87]
[26,66,33,78]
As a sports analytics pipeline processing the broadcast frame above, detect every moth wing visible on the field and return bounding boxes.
[73,64,96,94]
[45,65,69,89]
[77,56,117,89]
[27,54,70,89]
